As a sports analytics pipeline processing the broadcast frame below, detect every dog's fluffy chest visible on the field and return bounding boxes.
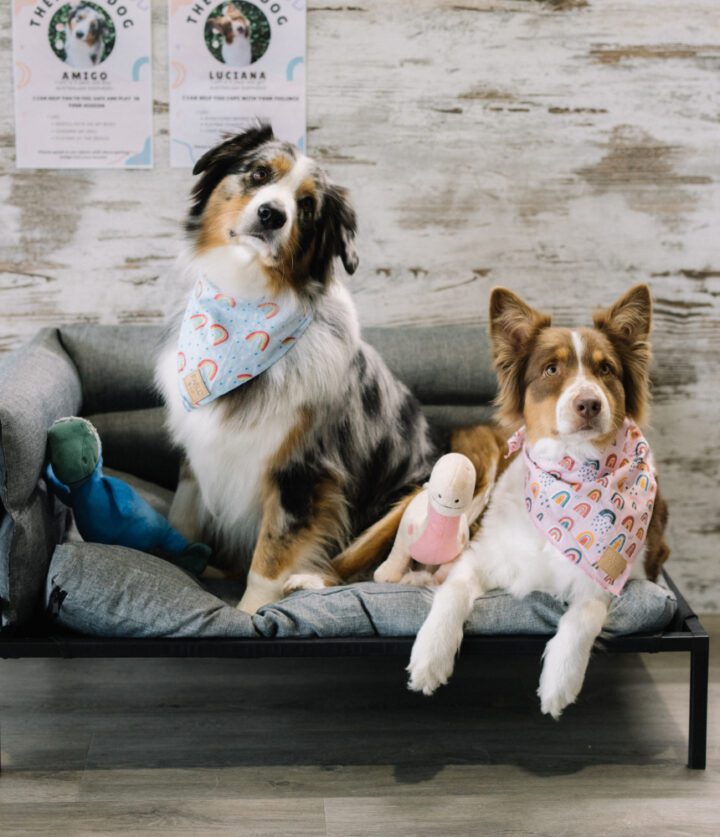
[156,343,297,549]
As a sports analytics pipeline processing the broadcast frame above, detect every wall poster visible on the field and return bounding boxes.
[168,0,306,167]
[12,0,153,169]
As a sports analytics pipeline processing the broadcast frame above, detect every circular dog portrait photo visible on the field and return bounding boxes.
[49,2,116,68]
[205,1,271,67]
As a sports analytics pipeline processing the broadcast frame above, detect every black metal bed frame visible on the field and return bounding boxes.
[0,572,709,771]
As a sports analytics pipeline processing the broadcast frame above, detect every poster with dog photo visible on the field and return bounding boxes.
[12,1,153,168]
[168,0,306,167]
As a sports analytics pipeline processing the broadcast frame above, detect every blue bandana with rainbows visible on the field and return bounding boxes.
[177,275,313,410]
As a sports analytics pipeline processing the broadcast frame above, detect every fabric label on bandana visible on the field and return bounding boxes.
[507,419,657,596]
[177,275,313,410]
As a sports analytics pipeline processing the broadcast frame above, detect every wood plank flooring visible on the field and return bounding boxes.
[1,617,717,835]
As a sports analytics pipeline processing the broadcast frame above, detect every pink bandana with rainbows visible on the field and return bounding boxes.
[507,419,657,596]
[177,275,312,410]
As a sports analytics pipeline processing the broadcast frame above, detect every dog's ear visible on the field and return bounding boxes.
[192,123,273,177]
[490,287,551,355]
[489,288,551,425]
[311,184,359,280]
[593,284,652,423]
[187,124,274,226]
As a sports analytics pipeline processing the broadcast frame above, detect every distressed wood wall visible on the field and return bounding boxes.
[1,1,718,609]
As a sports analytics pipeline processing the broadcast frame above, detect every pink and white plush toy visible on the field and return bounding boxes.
[374,453,478,586]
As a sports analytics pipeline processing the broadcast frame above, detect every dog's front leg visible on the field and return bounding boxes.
[168,461,205,543]
[407,553,484,695]
[237,476,345,614]
[538,594,610,719]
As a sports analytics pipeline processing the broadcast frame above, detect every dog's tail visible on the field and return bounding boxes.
[332,489,421,581]
[333,423,510,580]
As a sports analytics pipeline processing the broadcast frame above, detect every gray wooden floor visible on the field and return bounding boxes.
[1,618,718,836]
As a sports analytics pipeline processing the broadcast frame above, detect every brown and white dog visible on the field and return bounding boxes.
[403,285,670,717]
[155,125,438,613]
[65,3,106,68]
[210,3,253,67]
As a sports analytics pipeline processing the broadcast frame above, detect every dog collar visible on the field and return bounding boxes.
[177,274,313,410]
[507,419,657,596]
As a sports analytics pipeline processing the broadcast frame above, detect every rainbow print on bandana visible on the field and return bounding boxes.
[552,490,571,507]
[246,331,270,352]
[609,533,626,553]
[635,473,651,491]
[210,324,229,346]
[177,273,313,411]
[214,293,237,308]
[258,302,280,319]
[507,419,657,596]
[198,358,218,381]
[564,547,582,563]
[610,492,625,510]
[576,531,594,549]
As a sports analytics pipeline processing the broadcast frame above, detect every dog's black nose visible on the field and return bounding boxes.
[76,31,84,39]
[257,203,286,231]
[574,396,601,419]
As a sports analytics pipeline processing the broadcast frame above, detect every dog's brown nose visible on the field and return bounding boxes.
[573,396,601,419]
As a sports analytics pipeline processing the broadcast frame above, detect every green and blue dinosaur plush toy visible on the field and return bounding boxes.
[45,417,210,576]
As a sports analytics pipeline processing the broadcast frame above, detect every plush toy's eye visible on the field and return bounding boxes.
[251,166,270,185]
[545,363,559,377]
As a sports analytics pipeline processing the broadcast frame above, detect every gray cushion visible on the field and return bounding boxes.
[46,542,677,640]
[60,324,163,415]
[0,323,498,628]
[0,328,82,626]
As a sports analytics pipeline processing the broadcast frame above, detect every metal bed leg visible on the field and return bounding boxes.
[688,633,709,769]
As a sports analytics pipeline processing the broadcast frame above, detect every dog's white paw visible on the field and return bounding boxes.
[537,639,587,719]
[406,631,456,696]
[400,570,435,587]
[237,572,283,614]
[373,560,405,584]
[283,573,330,595]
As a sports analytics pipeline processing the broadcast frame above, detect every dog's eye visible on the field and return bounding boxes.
[544,363,559,377]
[599,361,614,376]
[298,196,315,216]
[251,166,270,185]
